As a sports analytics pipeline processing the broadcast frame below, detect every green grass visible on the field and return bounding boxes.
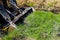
[3,11,60,40]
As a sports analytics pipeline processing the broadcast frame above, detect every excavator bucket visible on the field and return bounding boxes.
[0,0,35,37]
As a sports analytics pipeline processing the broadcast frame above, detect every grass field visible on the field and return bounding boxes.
[3,11,60,40]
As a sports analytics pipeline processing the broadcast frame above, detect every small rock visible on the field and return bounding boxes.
[0,37,2,40]
[57,34,60,36]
